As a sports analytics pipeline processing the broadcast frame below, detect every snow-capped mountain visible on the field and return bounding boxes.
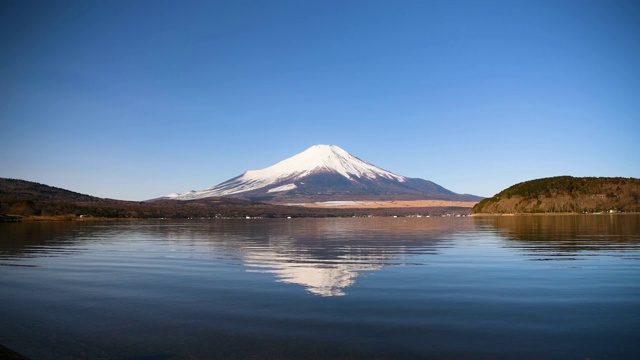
[164,145,481,202]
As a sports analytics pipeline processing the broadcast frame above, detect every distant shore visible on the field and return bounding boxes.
[0,214,144,222]
[283,199,478,209]
[471,212,640,217]
[1,199,479,222]
[9,212,639,222]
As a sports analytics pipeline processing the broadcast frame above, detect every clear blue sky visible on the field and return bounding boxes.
[1,0,639,200]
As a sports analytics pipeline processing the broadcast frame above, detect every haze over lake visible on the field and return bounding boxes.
[1,215,639,359]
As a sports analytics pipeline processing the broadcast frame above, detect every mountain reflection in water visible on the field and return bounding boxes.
[238,218,472,296]
[0,218,473,297]
[1,216,639,360]
[2,216,639,296]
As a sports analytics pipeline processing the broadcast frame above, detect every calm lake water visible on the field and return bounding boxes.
[1,215,639,359]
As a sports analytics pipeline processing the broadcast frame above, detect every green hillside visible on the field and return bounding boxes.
[473,176,640,214]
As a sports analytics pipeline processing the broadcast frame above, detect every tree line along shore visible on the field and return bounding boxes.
[473,176,640,214]
[0,178,474,221]
[2,176,639,221]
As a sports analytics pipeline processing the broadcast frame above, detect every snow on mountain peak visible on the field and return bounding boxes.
[167,145,406,199]
[242,144,405,184]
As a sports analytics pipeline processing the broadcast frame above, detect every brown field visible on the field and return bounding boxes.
[288,200,479,209]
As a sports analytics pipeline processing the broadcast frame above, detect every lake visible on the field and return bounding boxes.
[1,215,639,359]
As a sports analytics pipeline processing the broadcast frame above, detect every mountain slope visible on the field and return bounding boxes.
[473,176,640,214]
[0,178,107,202]
[166,145,482,202]
[0,178,476,219]
[0,178,333,218]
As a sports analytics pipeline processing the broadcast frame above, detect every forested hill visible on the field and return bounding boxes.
[0,178,301,219]
[0,178,330,219]
[473,176,640,214]
[0,178,107,202]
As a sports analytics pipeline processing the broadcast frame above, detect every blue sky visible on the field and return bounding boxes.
[1,0,639,200]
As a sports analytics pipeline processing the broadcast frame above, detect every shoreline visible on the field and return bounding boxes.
[471,212,640,217]
[5,211,638,222]
[282,199,478,209]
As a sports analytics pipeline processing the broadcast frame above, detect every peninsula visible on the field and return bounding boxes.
[473,176,640,214]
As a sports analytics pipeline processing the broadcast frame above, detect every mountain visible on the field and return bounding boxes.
[165,144,482,202]
[0,177,474,220]
[473,176,640,214]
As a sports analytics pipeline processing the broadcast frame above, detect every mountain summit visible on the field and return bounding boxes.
[165,145,481,202]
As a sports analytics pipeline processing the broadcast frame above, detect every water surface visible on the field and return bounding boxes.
[1,215,639,359]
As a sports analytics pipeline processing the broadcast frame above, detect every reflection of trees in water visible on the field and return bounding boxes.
[0,221,87,259]
[477,215,640,259]
[0,218,475,296]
